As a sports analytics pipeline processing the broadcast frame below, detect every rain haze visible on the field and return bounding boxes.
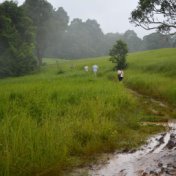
[1,0,154,38]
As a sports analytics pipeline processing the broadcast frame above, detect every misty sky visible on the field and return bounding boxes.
[1,0,155,38]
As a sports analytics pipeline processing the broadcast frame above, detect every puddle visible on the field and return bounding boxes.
[68,120,176,176]
[89,119,176,176]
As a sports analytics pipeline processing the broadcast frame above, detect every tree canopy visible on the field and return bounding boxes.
[0,0,175,79]
[23,0,69,65]
[130,0,176,34]
[122,30,143,52]
[109,40,128,69]
[23,0,53,65]
[57,18,105,59]
[0,1,37,78]
[143,32,172,50]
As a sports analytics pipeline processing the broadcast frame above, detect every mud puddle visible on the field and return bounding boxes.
[67,90,176,176]
[68,120,176,176]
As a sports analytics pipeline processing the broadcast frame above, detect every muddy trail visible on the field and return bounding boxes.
[67,90,176,176]
[89,119,176,176]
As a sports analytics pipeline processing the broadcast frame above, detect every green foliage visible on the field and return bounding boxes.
[122,30,143,52]
[0,1,37,78]
[56,61,65,74]
[23,0,53,65]
[130,0,176,34]
[23,0,69,64]
[21,0,175,60]
[58,18,105,59]
[143,32,172,50]
[125,48,176,105]
[0,56,162,175]
[1,0,173,64]
[109,40,128,69]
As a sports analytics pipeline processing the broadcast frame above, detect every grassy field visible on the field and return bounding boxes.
[125,48,176,108]
[0,50,174,176]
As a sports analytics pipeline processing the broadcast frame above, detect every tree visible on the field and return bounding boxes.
[109,40,128,69]
[43,7,69,58]
[23,0,53,65]
[122,30,143,52]
[142,32,172,50]
[130,0,176,34]
[61,18,105,59]
[0,1,37,78]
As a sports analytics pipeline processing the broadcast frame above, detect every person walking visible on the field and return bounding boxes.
[117,69,124,81]
[92,65,99,76]
[84,65,89,72]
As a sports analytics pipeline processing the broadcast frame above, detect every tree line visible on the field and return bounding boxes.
[0,0,175,78]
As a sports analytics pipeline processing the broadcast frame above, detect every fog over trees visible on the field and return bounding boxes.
[0,1,38,78]
[0,0,176,78]
[43,17,174,59]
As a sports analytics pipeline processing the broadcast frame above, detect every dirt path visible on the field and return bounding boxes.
[67,90,176,176]
[89,119,176,176]
[67,120,176,176]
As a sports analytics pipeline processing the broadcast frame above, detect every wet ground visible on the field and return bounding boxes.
[67,120,176,176]
[89,119,176,176]
[67,90,176,176]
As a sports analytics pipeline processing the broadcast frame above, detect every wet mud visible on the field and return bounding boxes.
[89,119,176,176]
[67,88,176,176]
[68,120,176,176]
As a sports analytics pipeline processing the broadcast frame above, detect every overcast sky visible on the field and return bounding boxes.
[1,0,155,38]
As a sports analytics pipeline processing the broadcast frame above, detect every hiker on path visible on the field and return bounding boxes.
[92,65,99,76]
[84,65,89,72]
[117,69,124,81]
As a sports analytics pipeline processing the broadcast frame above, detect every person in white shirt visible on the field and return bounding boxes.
[117,69,124,81]
[84,65,89,72]
[92,65,99,75]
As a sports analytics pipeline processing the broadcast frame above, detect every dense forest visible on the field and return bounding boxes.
[0,0,176,78]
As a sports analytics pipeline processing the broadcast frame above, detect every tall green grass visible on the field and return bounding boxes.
[125,48,176,106]
[0,56,164,176]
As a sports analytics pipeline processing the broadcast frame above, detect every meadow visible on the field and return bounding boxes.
[0,50,174,176]
[125,48,176,107]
